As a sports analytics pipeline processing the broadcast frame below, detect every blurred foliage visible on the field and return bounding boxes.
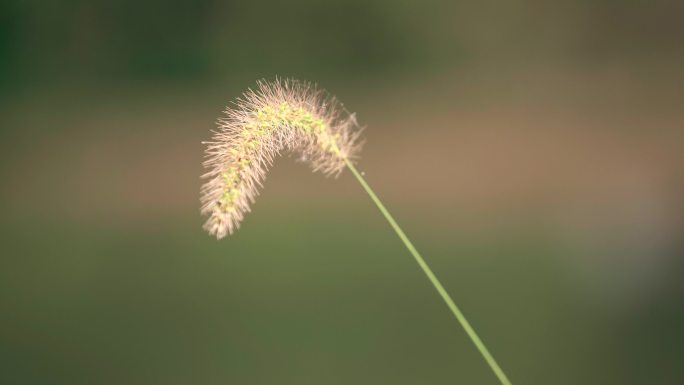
[2,0,682,91]
[0,0,441,89]
[1,205,682,384]
[0,207,631,384]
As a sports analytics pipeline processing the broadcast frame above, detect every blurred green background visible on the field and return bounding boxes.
[1,1,683,384]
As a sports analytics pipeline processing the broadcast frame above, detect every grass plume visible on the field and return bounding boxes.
[201,79,363,238]
[200,78,513,385]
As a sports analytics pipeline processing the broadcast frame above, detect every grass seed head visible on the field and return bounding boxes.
[200,78,363,238]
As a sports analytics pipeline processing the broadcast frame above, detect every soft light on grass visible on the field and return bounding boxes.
[200,78,513,384]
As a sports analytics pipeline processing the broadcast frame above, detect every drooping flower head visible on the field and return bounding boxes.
[200,79,363,238]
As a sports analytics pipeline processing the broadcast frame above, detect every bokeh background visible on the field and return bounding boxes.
[1,1,683,384]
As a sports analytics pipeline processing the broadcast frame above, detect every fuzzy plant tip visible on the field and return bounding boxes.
[200,78,364,239]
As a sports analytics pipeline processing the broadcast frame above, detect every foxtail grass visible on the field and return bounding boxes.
[200,78,513,385]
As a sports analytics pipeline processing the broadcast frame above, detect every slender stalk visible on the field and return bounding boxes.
[344,158,513,385]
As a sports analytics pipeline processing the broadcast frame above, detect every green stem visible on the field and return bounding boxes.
[344,158,512,385]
